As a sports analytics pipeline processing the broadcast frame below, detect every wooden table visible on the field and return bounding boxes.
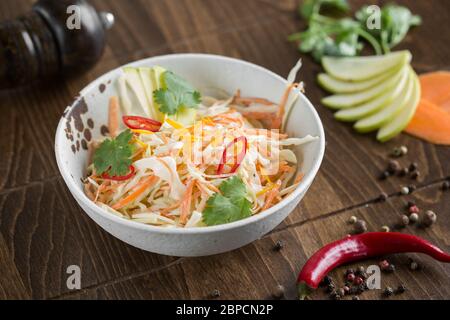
[0,0,449,300]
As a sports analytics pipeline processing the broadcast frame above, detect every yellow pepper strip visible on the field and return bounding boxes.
[256,182,275,197]
[166,118,184,129]
[133,137,148,149]
[131,129,154,135]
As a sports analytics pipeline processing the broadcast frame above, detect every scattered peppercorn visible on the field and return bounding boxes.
[356,266,365,275]
[357,283,366,293]
[329,291,341,300]
[326,283,336,293]
[273,240,284,251]
[348,216,357,224]
[212,289,221,298]
[400,146,408,155]
[400,215,410,226]
[388,160,400,174]
[380,171,391,180]
[354,220,367,234]
[354,276,364,286]
[378,192,388,202]
[383,286,394,297]
[272,285,285,299]
[386,264,396,273]
[422,210,437,227]
[343,286,350,294]
[409,205,420,214]
[381,225,390,232]
[408,184,417,193]
[409,213,419,223]
[379,260,389,270]
[345,268,355,276]
[442,180,450,191]
[409,162,418,172]
[410,171,420,180]
[396,284,406,294]
[320,275,332,287]
[401,186,410,195]
[352,295,360,300]
[346,273,355,283]
[338,288,345,297]
[398,167,409,177]
[409,261,419,271]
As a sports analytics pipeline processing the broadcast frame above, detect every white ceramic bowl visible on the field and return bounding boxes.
[55,54,325,257]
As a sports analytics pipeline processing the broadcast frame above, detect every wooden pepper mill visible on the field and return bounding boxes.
[0,0,114,89]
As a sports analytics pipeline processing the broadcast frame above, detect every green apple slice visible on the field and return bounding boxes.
[123,67,152,117]
[322,65,406,109]
[334,66,409,122]
[317,65,401,94]
[355,68,414,133]
[377,71,421,142]
[322,50,411,81]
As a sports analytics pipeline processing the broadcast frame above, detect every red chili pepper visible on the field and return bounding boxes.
[122,116,162,132]
[297,232,450,299]
[216,136,248,175]
[102,165,136,181]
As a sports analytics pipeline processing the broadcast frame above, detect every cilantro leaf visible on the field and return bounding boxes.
[93,129,134,176]
[202,176,252,226]
[153,71,201,115]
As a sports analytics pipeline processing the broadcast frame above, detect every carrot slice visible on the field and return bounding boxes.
[179,180,195,225]
[112,176,159,210]
[405,99,450,145]
[108,96,120,137]
[419,71,450,113]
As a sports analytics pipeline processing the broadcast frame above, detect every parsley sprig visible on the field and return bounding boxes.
[153,71,201,115]
[93,129,134,176]
[202,176,252,226]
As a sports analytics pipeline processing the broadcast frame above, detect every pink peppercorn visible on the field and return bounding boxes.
[409,205,420,214]
[354,276,364,285]
[346,273,356,283]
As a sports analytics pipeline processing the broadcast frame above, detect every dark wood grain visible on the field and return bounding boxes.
[0,0,448,300]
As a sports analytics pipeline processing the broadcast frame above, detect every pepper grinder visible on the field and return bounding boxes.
[0,0,114,89]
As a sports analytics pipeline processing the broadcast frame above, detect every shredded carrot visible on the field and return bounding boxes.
[180,180,195,225]
[271,83,298,129]
[262,180,282,211]
[233,97,275,106]
[108,96,120,137]
[112,176,159,210]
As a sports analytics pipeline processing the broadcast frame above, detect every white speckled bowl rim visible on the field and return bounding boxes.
[55,53,325,235]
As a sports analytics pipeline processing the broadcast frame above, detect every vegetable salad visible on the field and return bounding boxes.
[83,62,317,228]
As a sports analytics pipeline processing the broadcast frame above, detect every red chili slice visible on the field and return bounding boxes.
[102,165,136,181]
[217,136,248,175]
[122,116,162,132]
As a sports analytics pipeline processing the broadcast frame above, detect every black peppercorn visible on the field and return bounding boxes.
[383,287,394,297]
[326,283,336,293]
[354,220,367,234]
[396,284,406,294]
[272,285,285,299]
[387,160,400,174]
[320,275,332,287]
[380,171,391,180]
[409,162,418,172]
[398,167,409,177]
[378,192,388,202]
[408,184,417,193]
[442,180,450,191]
[329,291,341,300]
[212,289,221,298]
[273,240,284,251]
[386,264,396,273]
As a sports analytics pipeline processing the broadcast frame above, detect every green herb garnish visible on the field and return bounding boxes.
[93,129,134,176]
[153,71,201,115]
[202,176,252,226]
[289,0,421,61]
